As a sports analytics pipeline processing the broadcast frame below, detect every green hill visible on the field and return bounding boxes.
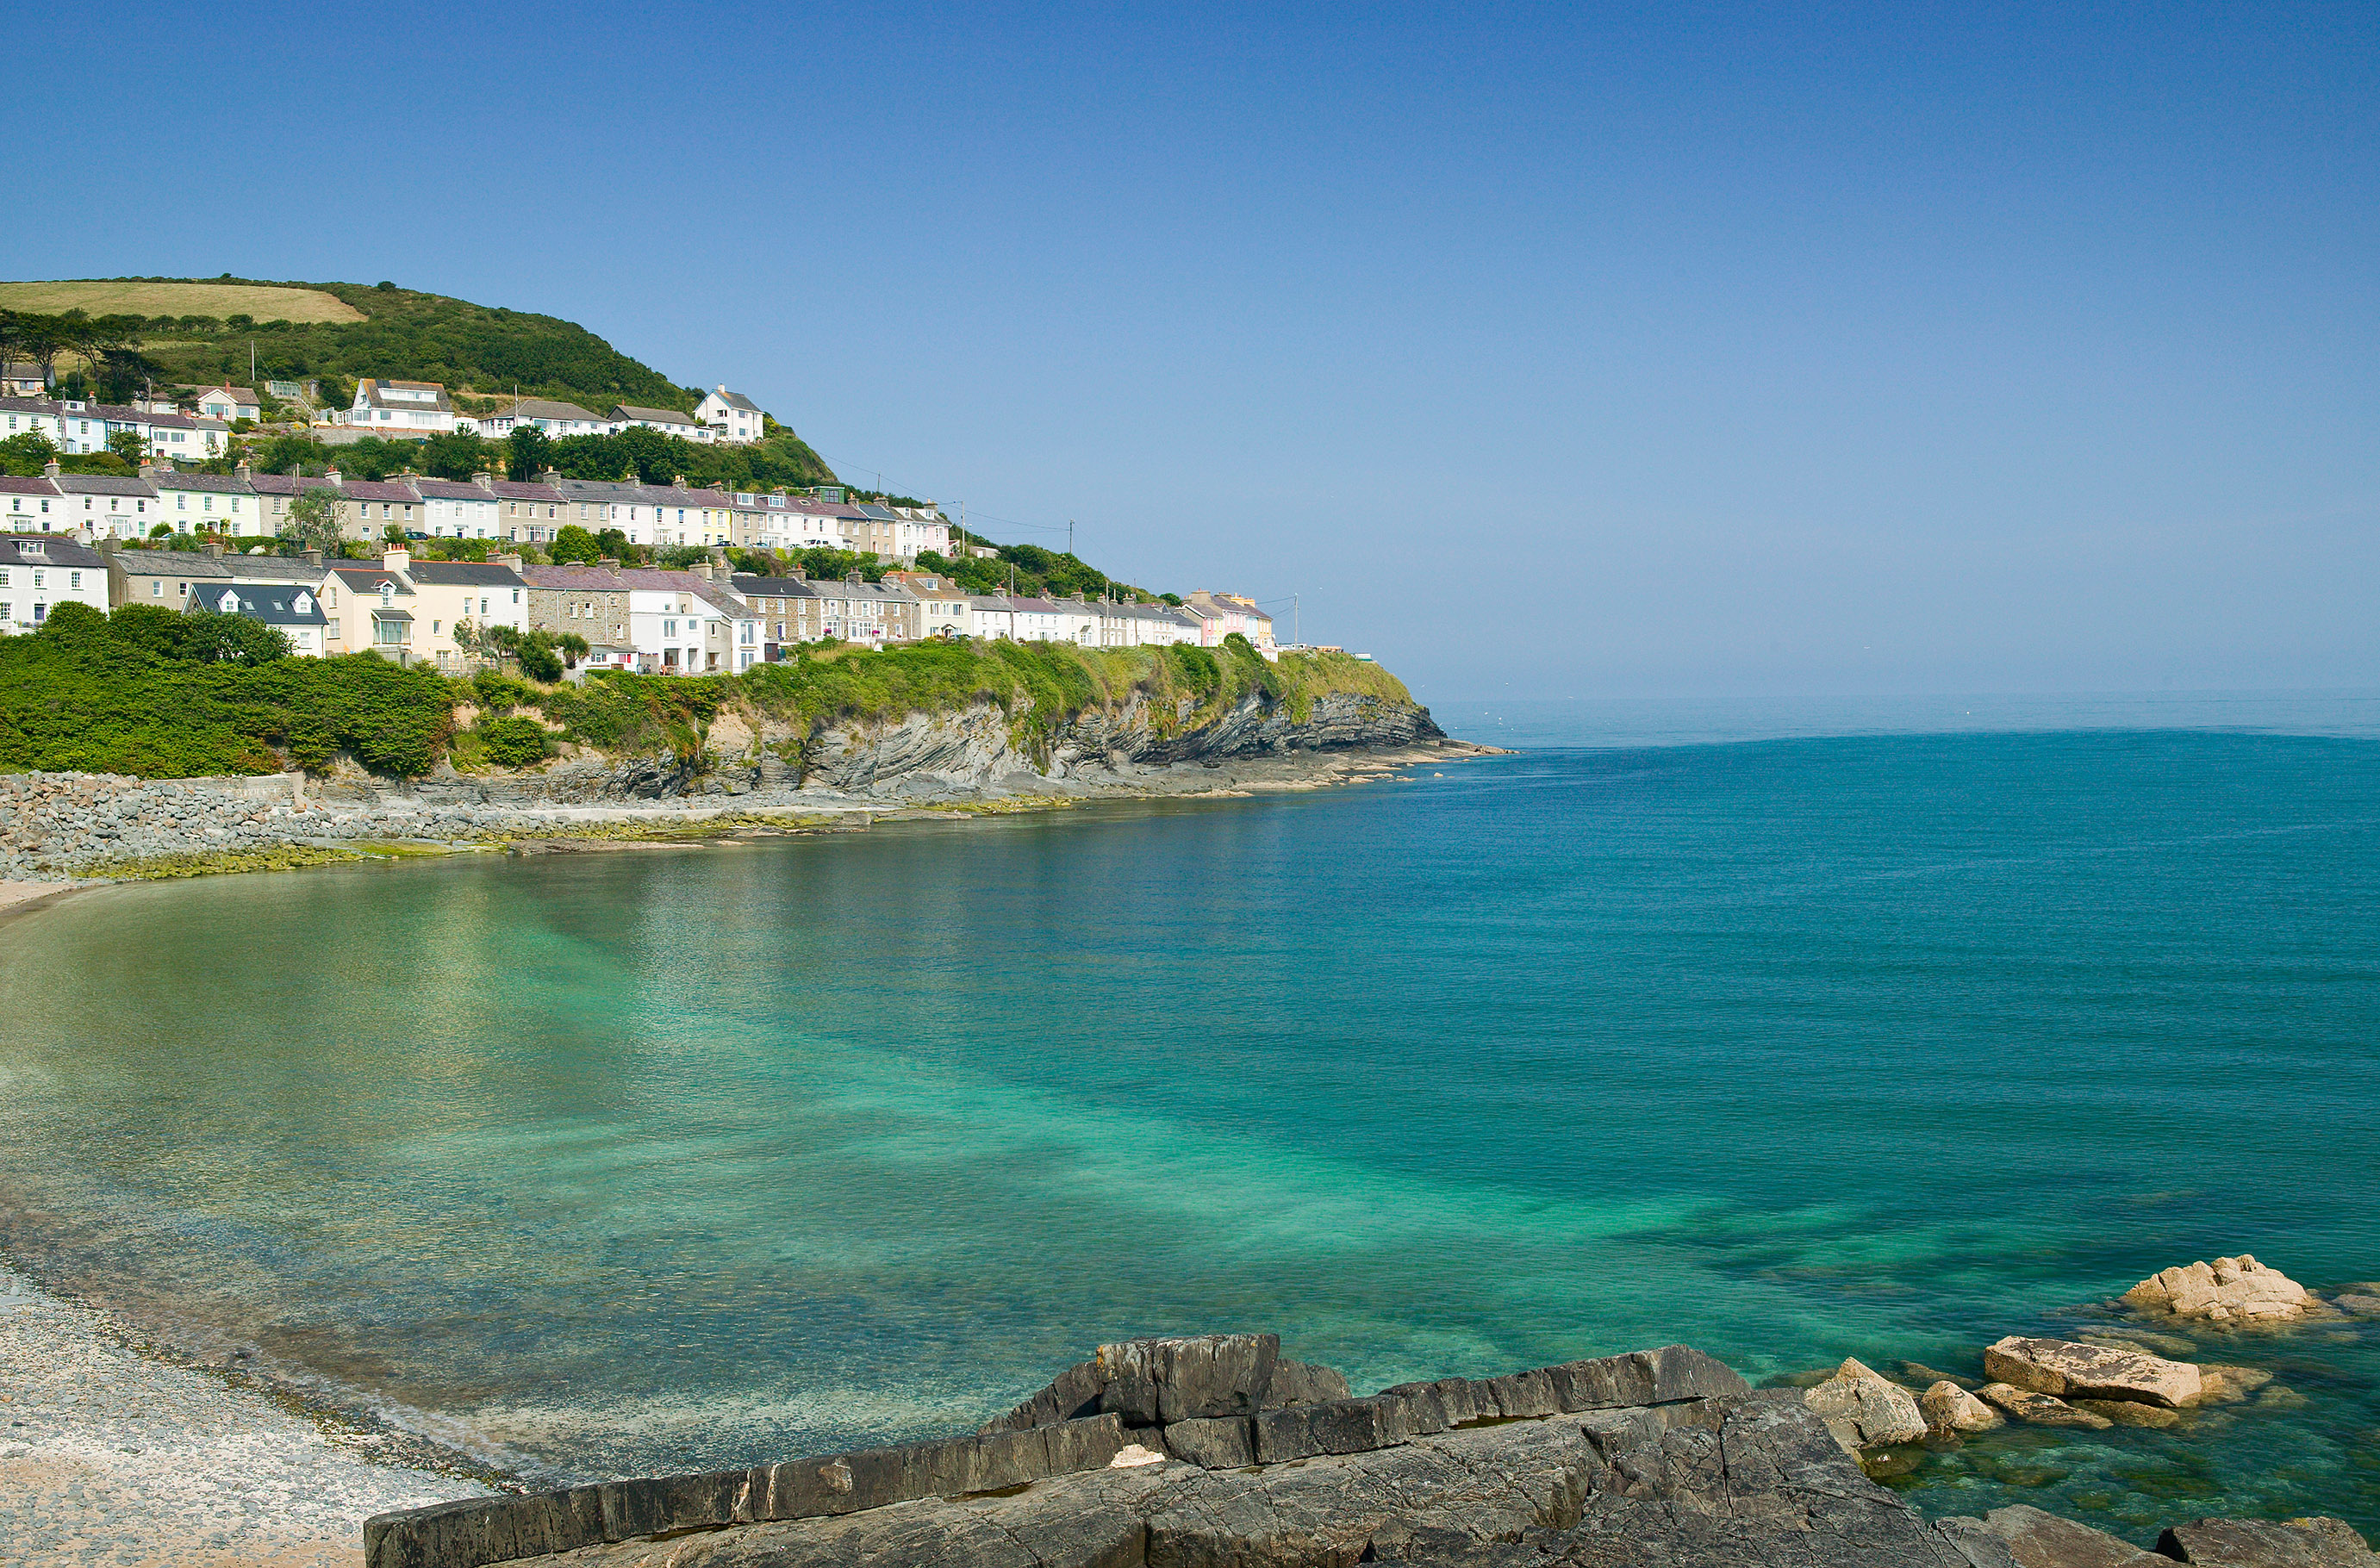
[14,276,702,415]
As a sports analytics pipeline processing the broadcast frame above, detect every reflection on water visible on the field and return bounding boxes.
[1,728,2377,1539]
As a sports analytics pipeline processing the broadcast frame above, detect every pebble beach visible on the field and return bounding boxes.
[0,1263,483,1568]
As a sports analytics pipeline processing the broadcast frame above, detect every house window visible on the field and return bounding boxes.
[151,581,162,597]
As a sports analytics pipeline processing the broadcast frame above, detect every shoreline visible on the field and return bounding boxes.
[0,737,1505,918]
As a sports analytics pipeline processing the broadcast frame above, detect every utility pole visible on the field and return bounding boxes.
[1293,593,1299,645]
[1068,519,1075,557]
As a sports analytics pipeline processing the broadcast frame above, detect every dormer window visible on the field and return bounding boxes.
[380,583,394,607]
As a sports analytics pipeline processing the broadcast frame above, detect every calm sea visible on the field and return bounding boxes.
[1,691,2376,1543]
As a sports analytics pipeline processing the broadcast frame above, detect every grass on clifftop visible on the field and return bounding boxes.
[2,607,1417,781]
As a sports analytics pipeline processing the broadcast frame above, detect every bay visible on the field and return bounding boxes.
[2,695,2377,1541]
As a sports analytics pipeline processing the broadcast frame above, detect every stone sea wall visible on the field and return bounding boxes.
[364,1332,2380,1568]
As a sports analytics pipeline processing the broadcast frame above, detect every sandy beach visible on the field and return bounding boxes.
[0,1263,483,1568]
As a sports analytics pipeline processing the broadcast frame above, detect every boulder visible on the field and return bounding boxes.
[1801,1358,1928,1452]
[2158,1516,2379,1565]
[2122,1255,2317,1324]
[1984,1336,2202,1409]
[1095,1334,1280,1424]
[1920,1379,2003,1433]
[1977,1383,2115,1429]
[1161,1416,1255,1469]
[1947,1503,2168,1567]
[1899,1360,1976,1390]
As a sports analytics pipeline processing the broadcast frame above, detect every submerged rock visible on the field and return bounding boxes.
[1984,1335,2202,1409]
[1921,1380,2003,1434]
[1978,1383,2116,1428]
[1801,1357,1928,1452]
[2122,1255,2317,1324]
[2071,1398,2184,1428]
[2195,1364,2275,1404]
[2159,1515,2380,1565]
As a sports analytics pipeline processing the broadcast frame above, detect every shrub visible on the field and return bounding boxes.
[476,716,551,768]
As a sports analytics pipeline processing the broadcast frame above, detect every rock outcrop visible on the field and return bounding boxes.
[364,1333,2380,1568]
[1801,1357,1928,1452]
[2122,1255,2316,1324]
[1984,1337,2202,1409]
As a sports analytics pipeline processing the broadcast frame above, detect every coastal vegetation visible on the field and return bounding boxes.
[0,603,1413,781]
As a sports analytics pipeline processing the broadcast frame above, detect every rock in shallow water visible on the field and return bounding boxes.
[1942,1503,2167,1567]
[2122,1254,2317,1324]
[2159,1515,2380,1565]
[1922,1379,2005,1433]
[1978,1382,2116,1428]
[1802,1356,1928,1452]
[1984,1335,2202,1409]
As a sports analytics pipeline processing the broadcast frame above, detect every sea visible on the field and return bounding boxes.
[1,690,2376,1545]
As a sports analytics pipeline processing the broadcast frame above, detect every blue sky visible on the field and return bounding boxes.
[14,3,2378,701]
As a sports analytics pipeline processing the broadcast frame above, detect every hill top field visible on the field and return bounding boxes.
[0,280,365,323]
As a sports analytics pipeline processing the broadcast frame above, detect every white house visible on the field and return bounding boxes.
[342,380,459,433]
[610,405,715,445]
[146,469,263,535]
[0,397,66,448]
[45,466,160,539]
[967,594,1014,641]
[1054,595,1100,646]
[695,386,764,444]
[476,400,614,439]
[0,476,62,533]
[188,386,261,422]
[0,534,110,633]
[414,478,508,540]
[520,563,757,674]
[2,362,45,398]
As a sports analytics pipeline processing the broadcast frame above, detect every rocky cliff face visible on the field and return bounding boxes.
[329,689,1449,808]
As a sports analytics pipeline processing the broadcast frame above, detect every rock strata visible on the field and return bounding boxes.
[1802,1357,1928,1452]
[1984,1336,2202,1409]
[2122,1255,2317,1324]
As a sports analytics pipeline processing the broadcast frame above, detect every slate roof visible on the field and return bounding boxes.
[0,476,59,496]
[327,565,414,595]
[339,480,421,503]
[728,575,820,598]
[196,582,327,625]
[405,561,526,588]
[489,480,566,501]
[146,471,255,494]
[413,479,501,500]
[522,564,751,619]
[707,389,763,414]
[613,406,698,426]
[247,473,340,496]
[52,475,158,497]
[0,534,104,569]
[486,400,607,424]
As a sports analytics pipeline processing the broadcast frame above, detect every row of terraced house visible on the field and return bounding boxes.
[0,531,1277,672]
[0,457,952,561]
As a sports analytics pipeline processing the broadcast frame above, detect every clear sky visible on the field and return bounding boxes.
[14,3,2377,702]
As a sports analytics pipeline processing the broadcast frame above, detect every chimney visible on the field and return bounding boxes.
[672,474,688,490]
[598,557,621,576]
[204,539,223,558]
[325,467,344,486]
[541,467,564,485]
[497,552,523,573]
[234,461,252,482]
[472,470,496,492]
[305,548,324,569]
[792,567,807,583]
[43,458,60,476]
[846,569,863,584]
[383,546,411,575]
[139,462,157,479]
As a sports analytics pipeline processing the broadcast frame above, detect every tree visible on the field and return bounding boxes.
[247,432,328,475]
[549,523,601,563]
[281,485,345,554]
[106,429,146,465]
[505,426,551,482]
[418,428,492,480]
[595,527,630,560]
[0,431,58,476]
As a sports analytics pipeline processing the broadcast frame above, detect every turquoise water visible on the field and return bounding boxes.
[2,702,2377,1542]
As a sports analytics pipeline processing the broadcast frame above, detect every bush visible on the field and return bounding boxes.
[475,716,551,768]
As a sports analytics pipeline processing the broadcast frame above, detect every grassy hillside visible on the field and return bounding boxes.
[1,606,1416,780]
[9,275,700,414]
[0,280,363,322]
